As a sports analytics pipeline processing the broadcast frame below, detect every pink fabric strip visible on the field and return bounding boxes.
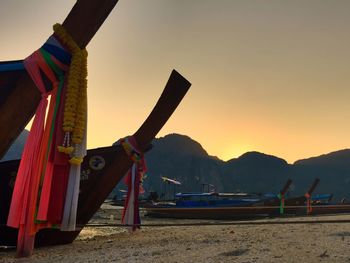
[7,52,51,256]
[7,50,62,257]
[29,51,58,222]
[7,52,50,228]
[34,52,62,221]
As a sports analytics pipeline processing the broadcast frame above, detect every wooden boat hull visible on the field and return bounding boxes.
[145,205,277,220]
[144,204,339,220]
[0,146,117,247]
[145,200,350,220]
[144,196,325,220]
[0,69,191,248]
[309,204,350,215]
[262,196,307,216]
[144,180,331,220]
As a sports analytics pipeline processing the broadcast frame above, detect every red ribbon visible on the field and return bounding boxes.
[118,136,147,231]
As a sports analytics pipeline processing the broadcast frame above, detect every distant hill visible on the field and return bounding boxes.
[3,132,350,201]
[295,149,350,167]
[142,134,350,201]
[143,134,293,196]
[292,149,350,201]
[143,134,226,198]
[223,152,290,194]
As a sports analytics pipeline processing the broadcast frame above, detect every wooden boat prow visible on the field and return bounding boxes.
[1,146,118,246]
[0,0,120,159]
[0,69,191,247]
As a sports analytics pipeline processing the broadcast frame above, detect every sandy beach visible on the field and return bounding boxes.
[2,205,350,263]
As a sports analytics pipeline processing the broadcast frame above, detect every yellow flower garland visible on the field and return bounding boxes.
[53,23,87,161]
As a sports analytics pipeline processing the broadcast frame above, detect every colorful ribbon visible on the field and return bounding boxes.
[305,193,312,214]
[117,136,147,232]
[7,24,88,257]
[277,192,285,215]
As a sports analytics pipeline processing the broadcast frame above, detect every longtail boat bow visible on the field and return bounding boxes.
[0,0,119,159]
[0,69,191,250]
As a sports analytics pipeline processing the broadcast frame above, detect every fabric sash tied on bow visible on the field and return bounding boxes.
[7,23,88,257]
[117,136,147,232]
[305,193,312,214]
[277,192,285,215]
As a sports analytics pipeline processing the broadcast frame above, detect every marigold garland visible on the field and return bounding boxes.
[119,138,142,163]
[53,23,88,162]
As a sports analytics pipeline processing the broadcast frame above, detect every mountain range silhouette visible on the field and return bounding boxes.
[143,134,350,201]
[3,131,350,201]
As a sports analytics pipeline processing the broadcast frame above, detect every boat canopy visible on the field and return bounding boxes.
[311,194,332,201]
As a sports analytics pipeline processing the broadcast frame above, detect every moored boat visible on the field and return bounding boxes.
[145,178,350,219]
[145,192,267,219]
[0,69,191,247]
[307,194,350,215]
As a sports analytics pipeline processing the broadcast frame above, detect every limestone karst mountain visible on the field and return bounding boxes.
[4,132,350,200]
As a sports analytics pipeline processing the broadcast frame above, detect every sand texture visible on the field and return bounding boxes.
[1,206,350,263]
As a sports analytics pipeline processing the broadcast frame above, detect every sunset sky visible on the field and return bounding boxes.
[1,0,350,163]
